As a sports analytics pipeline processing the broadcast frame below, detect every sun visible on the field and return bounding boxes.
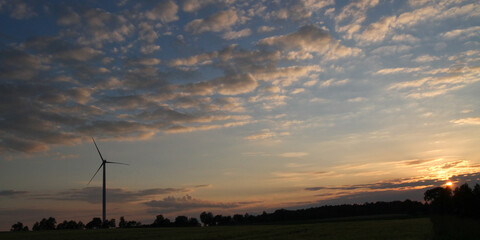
[446,182,453,187]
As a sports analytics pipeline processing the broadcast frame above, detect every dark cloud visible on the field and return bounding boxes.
[402,159,437,165]
[305,178,443,192]
[0,190,28,197]
[0,48,47,81]
[33,187,191,204]
[258,25,332,53]
[144,194,250,213]
[305,173,480,204]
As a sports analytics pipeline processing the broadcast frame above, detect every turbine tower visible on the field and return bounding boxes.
[88,137,128,224]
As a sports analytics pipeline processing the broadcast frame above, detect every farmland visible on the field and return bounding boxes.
[1,217,433,240]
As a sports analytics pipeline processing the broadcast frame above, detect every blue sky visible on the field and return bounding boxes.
[1,0,480,230]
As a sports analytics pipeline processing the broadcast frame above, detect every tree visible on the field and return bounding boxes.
[174,216,189,227]
[200,212,214,226]
[233,214,244,224]
[86,217,102,229]
[57,220,84,230]
[473,184,480,217]
[102,218,116,228]
[32,217,56,231]
[119,216,126,228]
[11,222,28,231]
[188,217,200,227]
[152,215,171,227]
[424,186,453,214]
[452,183,475,216]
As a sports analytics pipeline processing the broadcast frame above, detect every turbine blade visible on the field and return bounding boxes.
[92,137,105,161]
[106,161,129,166]
[88,163,104,185]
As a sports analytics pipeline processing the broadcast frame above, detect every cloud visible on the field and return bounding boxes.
[144,194,249,213]
[335,0,379,38]
[167,52,218,67]
[391,34,419,43]
[441,26,480,39]
[184,74,258,96]
[278,152,309,158]
[0,48,48,81]
[375,67,422,75]
[33,187,192,203]
[450,117,480,125]
[74,8,135,46]
[254,65,323,87]
[306,172,480,196]
[356,16,396,44]
[259,25,332,53]
[413,55,439,63]
[57,7,81,26]
[181,0,221,12]
[273,171,330,181]
[223,28,252,40]
[145,0,179,23]
[257,26,275,33]
[185,10,238,34]
[258,25,361,61]
[268,0,334,21]
[244,129,276,141]
[8,1,37,19]
[0,190,28,197]
[388,64,480,98]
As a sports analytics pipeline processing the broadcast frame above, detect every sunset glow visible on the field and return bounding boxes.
[1,0,479,231]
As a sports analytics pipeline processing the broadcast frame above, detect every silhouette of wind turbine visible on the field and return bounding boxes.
[88,137,128,224]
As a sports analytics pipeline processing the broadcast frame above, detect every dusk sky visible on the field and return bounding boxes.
[1,0,480,231]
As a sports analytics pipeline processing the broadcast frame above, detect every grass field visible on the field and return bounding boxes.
[1,217,433,240]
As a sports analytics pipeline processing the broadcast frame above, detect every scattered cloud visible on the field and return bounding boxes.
[185,9,238,34]
[413,55,439,63]
[8,1,37,19]
[375,67,422,75]
[244,129,276,141]
[441,26,480,39]
[451,117,480,125]
[257,26,275,33]
[144,0,179,23]
[223,28,252,40]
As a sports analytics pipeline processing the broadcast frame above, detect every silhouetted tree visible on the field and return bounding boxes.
[452,183,475,216]
[119,216,126,228]
[11,222,28,231]
[233,214,244,224]
[174,216,189,227]
[473,184,480,217]
[424,186,453,214]
[200,212,214,226]
[32,217,56,231]
[188,217,200,227]
[57,220,84,230]
[85,217,102,229]
[102,218,116,228]
[213,215,233,226]
[152,215,171,227]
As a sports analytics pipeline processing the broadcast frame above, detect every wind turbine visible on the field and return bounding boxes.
[88,137,128,224]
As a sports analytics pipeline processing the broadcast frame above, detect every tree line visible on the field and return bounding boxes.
[11,182,480,231]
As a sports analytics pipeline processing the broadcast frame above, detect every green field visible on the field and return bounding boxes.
[1,217,433,240]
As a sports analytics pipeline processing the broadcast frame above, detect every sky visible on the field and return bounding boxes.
[0,0,480,231]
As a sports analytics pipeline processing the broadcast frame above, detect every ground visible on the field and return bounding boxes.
[1,217,434,240]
